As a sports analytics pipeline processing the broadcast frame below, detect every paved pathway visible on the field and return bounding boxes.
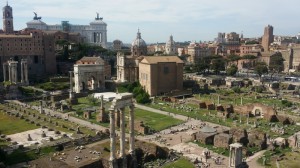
[135,103,189,121]
[7,100,108,132]
[246,150,266,168]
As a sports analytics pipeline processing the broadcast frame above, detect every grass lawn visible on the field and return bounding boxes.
[148,100,233,127]
[162,157,194,168]
[257,148,299,168]
[194,142,229,157]
[72,97,105,112]
[35,82,69,91]
[72,96,183,132]
[133,108,184,132]
[0,110,38,135]
[1,146,57,165]
[1,104,96,136]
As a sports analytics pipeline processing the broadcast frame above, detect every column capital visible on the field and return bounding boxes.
[129,104,135,110]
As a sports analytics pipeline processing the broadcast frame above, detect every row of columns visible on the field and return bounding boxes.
[214,95,245,106]
[109,105,136,168]
[3,58,29,84]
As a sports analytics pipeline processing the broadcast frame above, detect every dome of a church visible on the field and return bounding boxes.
[166,35,175,46]
[131,30,146,47]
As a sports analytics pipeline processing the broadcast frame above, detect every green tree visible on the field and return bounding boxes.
[136,92,151,104]
[269,53,284,79]
[131,82,151,104]
[127,82,139,92]
[87,94,99,105]
[242,54,257,76]
[193,61,209,74]
[56,40,70,61]
[227,55,241,66]
[254,62,268,79]
[226,64,238,76]
[210,57,225,75]
[245,41,259,45]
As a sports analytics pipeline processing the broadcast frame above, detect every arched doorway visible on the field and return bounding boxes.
[88,76,96,90]
[254,109,261,116]
[98,80,102,90]
[81,82,85,91]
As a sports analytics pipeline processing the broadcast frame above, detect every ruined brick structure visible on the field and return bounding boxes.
[134,121,150,135]
[214,133,233,149]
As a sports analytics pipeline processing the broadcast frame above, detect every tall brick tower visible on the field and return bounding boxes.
[262,25,274,51]
[3,2,14,34]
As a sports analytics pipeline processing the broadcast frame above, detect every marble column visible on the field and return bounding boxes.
[39,100,44,114]
[120,107,127,168]
[8,62,12,82]
[129,105,137,168]
[3,63,6,81]
[109,109,117,168]
[24,60,29,84]
[9,60,18,83]
[97,95,106,122]
[13,62,18,83]
[217,95,220,105]
[21,60,24,83]
[100,95,104,108]
[229,143,243,168]
[69,71,74,99]
[115,110,120,128]
[240,97,243,105]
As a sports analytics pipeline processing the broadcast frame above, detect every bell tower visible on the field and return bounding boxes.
[3,2,14,34]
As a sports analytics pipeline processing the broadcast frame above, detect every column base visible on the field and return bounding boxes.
[109,159,118,168]
[129,151,137,168]
[121,156,127,168]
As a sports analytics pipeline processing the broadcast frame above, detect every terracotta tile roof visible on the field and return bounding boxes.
[0,34,32,38]
[76,56,104,65]
[141,56,184,64]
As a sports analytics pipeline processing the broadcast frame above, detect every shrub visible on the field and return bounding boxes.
[232,86,241,93]
[255,86,264,93]
[281,100,293,107]
[127,82,139,92]
[136,92,151,104]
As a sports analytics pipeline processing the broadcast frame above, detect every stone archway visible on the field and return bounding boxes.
[254,109,261,116]
[251,106,264,118]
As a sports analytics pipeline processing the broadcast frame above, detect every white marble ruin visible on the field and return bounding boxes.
[109,93,136,168]
[7,128,71,147]
[229,143,243,168]
[2,58,29,84]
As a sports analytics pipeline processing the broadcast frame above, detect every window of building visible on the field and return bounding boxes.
[34,56,38,63]
[163,66,169,74]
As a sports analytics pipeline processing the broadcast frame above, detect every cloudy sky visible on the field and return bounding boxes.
[7,0,300,44]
